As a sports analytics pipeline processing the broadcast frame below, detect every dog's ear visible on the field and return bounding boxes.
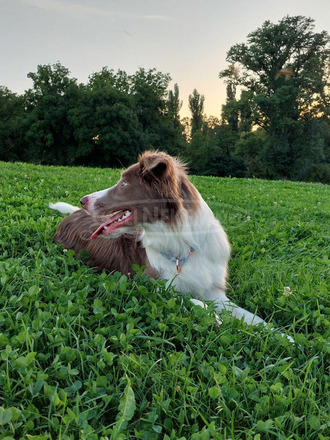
[139,152,174,182]
[139,151,181,202]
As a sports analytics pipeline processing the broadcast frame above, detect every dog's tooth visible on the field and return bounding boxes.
[109,210,130,226]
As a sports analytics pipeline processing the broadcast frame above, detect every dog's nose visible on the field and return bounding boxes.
[80,196,89,207]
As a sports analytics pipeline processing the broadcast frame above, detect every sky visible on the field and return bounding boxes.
[1,0,329,118]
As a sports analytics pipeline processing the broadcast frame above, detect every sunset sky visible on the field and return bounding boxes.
[1,0,329,117]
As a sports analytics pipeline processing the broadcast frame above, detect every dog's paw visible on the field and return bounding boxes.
[278,331,294,343]
[190,298,222,326]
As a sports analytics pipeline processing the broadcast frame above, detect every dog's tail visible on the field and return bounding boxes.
[49,202,80,215]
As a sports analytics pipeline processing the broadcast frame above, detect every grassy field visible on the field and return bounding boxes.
[0,160,329,440]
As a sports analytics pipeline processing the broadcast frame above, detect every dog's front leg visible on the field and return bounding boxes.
[202,289,294,342]
[202,289,267,325]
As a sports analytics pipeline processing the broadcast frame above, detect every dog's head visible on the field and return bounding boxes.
[81,151,200,240]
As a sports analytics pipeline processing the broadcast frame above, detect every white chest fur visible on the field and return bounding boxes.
[141,199,230,300]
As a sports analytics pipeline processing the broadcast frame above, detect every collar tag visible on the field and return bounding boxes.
[176,258,182,273]
[161,248,195,274]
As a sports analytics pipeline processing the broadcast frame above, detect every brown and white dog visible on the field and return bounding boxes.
[50,151,293,340]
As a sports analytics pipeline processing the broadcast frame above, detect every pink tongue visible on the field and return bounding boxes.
[90,211,127,240]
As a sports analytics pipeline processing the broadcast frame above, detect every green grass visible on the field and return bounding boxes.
[0,161,329,440]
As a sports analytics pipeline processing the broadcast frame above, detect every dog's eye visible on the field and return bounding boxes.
[121,180,128,187]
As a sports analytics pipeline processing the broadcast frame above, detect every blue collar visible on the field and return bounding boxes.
[160,247,195,273]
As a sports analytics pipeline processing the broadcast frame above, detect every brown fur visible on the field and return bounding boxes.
[138,151,200,213]
[138,151,182,202]
[54,210,147,275]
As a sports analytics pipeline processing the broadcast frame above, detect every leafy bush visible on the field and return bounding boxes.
[305,163,330,184]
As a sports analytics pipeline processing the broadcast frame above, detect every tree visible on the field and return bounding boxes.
[0,87,24,161]
[162,83,187,156]
[27,62,77,98]
[130,68,171,128]
[68,84,143,167]
[0,64,186,167]
[184,130,220,175]
[188,89,205,136]
[128,68,172,149]
[17,63,79,164]
[88,67,130,93]
[167,83,182,120]
[220,65,239,131]
[203,116,221,138]
[221,89,256,134]
[219,16,330,179]
[235,130,269,177]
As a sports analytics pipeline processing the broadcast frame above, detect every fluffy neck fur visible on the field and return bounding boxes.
[140,195,230,295]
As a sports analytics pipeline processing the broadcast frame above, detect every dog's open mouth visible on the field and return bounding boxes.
[91,209,134,240]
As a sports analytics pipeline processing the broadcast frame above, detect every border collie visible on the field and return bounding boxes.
[50,151,293,341]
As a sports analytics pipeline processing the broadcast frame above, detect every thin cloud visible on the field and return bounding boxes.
[12,0,172,22]
[13,0,119,19]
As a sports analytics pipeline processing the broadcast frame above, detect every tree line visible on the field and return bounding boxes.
[1,16,329,182]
